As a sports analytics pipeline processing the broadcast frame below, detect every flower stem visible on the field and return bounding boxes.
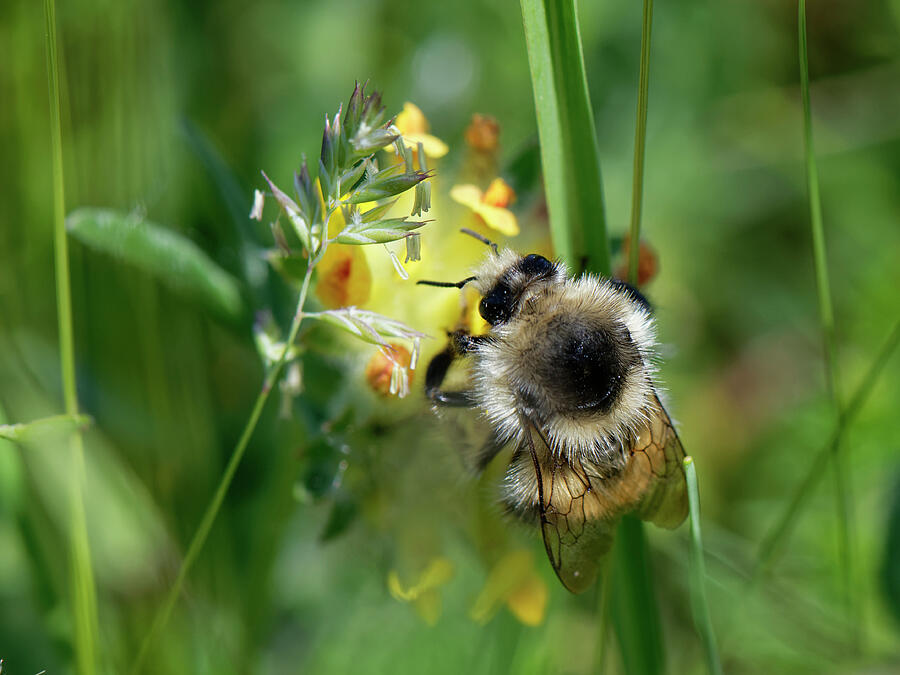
[684,457,723,675]
[628,0,654,286]
[798,0,855,642]
[131,263,315,674]
[44,1,100,672]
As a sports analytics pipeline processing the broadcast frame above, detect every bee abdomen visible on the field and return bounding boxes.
[519,315,640,416]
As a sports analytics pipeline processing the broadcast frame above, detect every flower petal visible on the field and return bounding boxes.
[505,572,547,626]
[394,102,429,135]
[472,202,519,237]
[388,557,455,602]
[449,184,485,210]
[315,244,372,309]
[404,133,449,159]
[470,550,535,624]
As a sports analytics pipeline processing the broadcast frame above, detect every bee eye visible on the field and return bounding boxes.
[520,254,552,277]
[479,285,512,325]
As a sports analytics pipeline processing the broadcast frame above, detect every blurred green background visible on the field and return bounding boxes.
[2,0,900,673]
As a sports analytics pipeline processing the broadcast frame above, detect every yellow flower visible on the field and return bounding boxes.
[393,102,449,159]
[469,549,548,626]
[314,245,372,309]
[450,178,519,237]
[388,557,455,626]
[313,202,373,309]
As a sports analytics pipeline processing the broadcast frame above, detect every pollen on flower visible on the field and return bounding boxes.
[464,113,500,153]
[366,345,414,397]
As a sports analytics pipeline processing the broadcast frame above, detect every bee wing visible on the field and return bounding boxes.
[523,394,688,594]
[630,394,689,529]
[526,445,617,593]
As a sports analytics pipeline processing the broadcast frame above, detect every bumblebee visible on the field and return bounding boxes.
[419,230,687,593]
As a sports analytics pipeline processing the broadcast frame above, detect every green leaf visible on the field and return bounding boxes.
[520,0,609,274]
[882,471,900,625]
[0,413,92,442]
[319,492,360,542]
[67,207,244,321]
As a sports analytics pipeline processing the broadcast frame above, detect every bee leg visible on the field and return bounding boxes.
[424,346,474,407]
[449,330,490,355]
[424,331,488,407]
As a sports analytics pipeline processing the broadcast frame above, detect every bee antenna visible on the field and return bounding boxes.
[417,276,477,289]
[460,228,499,255]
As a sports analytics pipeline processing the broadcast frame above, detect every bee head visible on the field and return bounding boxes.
[416,231,566,325]
[474,250,566,326]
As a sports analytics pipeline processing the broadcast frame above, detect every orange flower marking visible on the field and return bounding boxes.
[482,177,516,208]
[315,244,372,309]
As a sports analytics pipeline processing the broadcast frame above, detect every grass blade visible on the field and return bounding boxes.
[43,1,99,672]
[609,515,664,675]
[67,207,245,321]
[755,318,900,577]
[684,457,723,675]
[131,264,315,674]
[0,414,92,443]
[798,0,855,635]
[520,0,610,274]
[520,2,665,671]
[627,0,654,285]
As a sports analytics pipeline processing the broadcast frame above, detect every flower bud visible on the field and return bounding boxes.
[465,113,500,153]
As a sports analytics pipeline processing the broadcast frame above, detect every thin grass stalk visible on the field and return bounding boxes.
[131,264,315,674]
[684,457,723,675]
[593,562,613,671]
[627,0,653,286]
[754,317,900,578]
[43,2,100,673]
[798,0,855,635]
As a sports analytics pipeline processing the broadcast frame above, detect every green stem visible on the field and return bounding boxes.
[609,515,664,674]
[754,318,900,579]
[44,2,99,673]
[798,0,855,636]
[520,0,610,273]
[131,263,315,674]
[628,0,654,286]
[684,457,723,675]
